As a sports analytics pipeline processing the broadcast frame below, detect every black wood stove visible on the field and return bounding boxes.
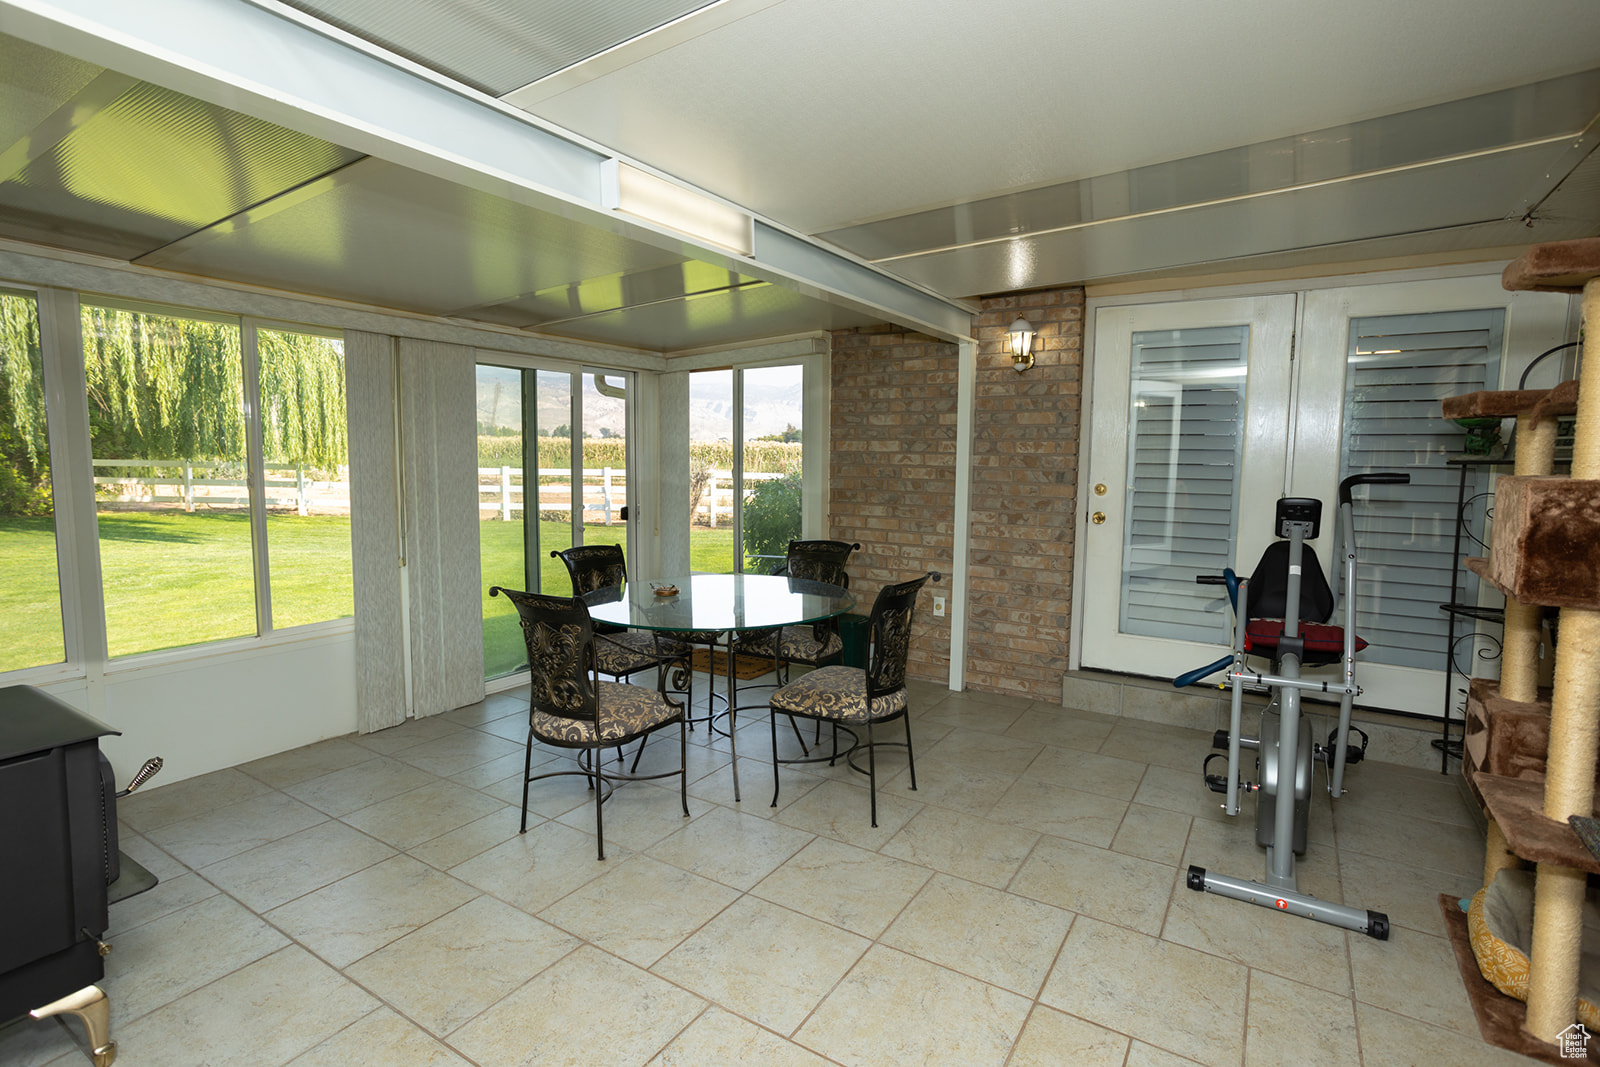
[1,685,161,1066]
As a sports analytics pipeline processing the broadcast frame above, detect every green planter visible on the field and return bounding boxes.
[838,612,870,668]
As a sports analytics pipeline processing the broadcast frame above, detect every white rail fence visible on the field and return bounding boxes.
[477,467,785,525]
[92,459,348,515]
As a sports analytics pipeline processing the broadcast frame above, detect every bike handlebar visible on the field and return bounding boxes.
[1339,472,1409,506]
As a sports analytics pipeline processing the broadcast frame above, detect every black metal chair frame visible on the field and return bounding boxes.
[489,586,688,860]
[768,570,939,826]
[727,539,860,750]
[551,545,695,753]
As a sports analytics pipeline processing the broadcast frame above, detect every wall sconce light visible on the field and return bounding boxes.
[1006,317,1036,373]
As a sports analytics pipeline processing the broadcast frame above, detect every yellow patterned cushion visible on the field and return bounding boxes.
[1468,868,1600,1029]
[769,665,907,724]
[533,681,680,744]
[593,630,689,677]
[734,626,842,664]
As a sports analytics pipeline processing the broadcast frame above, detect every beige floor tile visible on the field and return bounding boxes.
[1352,1002,1531,1067]
[1008,1006,1130,1067]
[1334,763,1477,828]
[1337,850,1481,938]
[106,870,219,936]
[439,696,522,728]
[449,819,618,912]
[342,778,507,850]
[447,749,532,789]
[451,945,703,1067]
[285,756,438,817]
[0,1016,88,1067]
[199,819,395,911]
[1335,802,1485,879]
[1010,836,1177,936]
[883,874,1074,997]
[1023,744,1149,800]
[1004,709,1120,753]
[239,737,376,788]
[879,754,1017,817]
[116,767,273,832]
[923,727,1045,775]
[103,893,288,1020]
[752,836,931,937]
[652,896,869,1035]
[352,715,466,756]
[474,711,534,742]
[988,774,1130,847]
[286,1007,473,1065]
[1097,720,1213,774]
[771,776,921,848]
[795,945,1031,1066]
[553,778,697,852]
[482,760,596,816]
[395,728,524,777]
[880,806,1039,888]
[541,854,740,967]
[407,805,523,870]
[1244,972,1359,1067]
[110,946,374,1066]
[1126,1041,1207,1066]
[647,1007,831,1066]
[646,804,814,889]
[1180,817,1343,902]
[1041,917,1248,1067]
[346,895,580,1036]
[1162,882,1354,996]
[920,697,1027,735]
[1131,771,1235,824]
[264,855,477,968]
[1112,802,1194,865]
[1349,928,1480,1037]
[145,789,326,867]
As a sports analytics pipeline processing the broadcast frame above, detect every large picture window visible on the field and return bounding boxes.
[81,299,349,658]
[0,287,65,673]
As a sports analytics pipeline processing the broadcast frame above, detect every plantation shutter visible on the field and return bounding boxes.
[1339,309,1504,670]
[1118,325,1247,643]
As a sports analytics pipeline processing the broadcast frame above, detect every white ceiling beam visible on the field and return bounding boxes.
[0,0,974,340]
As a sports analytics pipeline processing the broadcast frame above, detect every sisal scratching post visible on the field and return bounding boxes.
[1489,404,1562,879]
[1503,240,1600,1044]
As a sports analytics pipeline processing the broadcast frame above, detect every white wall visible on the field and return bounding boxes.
[33,632,358,789]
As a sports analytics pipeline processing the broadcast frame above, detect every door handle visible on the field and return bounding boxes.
[1091,512,1106,525]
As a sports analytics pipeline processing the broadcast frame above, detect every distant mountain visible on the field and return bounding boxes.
[478,366,803,442]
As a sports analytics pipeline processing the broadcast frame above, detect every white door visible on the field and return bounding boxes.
[1080,296,1296,677]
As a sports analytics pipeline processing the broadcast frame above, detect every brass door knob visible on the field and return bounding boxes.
[1091,512,1106,525]
[1093,483,1107,496]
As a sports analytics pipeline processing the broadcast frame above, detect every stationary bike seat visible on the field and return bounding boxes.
[1244,619,1366,663]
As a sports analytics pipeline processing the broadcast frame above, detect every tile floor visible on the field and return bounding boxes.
[0,677,1527,1066]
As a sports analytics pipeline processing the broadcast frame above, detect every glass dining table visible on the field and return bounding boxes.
[583,573,855,802]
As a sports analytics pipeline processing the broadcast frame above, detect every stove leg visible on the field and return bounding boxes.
[31,984,116,1066]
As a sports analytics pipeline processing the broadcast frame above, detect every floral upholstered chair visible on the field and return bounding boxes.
[489,586,687,860]
[766,570,939,826]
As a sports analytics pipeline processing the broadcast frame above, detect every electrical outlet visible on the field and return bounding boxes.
[933,595,946,617]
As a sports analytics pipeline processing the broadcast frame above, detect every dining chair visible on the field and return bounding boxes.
[488,586,688,860]
[729,539,860,708]
[551,545,694,715]
[767,570,940,826]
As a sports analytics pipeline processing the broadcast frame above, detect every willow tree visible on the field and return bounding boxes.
[0,291,50,515]
[259,330,347,471]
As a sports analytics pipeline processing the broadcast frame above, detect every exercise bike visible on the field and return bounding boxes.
[1173,472,1408,940]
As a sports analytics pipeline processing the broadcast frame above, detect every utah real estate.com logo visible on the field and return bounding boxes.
[1559,1022,1591,1059]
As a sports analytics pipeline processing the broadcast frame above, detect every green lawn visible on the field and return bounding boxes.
[1,511,739,678]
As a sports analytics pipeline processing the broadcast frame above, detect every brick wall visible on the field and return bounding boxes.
[828,325,957,682]
[828,285,1085,698]
[968,288,1085,697]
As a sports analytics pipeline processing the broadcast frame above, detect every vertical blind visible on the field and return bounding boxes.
[1339,309,1503,669]
[1119,326,1248,643]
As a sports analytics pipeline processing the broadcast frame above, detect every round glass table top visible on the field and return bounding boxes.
[583,573,854,633]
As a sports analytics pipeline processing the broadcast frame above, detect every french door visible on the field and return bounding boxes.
[1080,276,1570,715]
